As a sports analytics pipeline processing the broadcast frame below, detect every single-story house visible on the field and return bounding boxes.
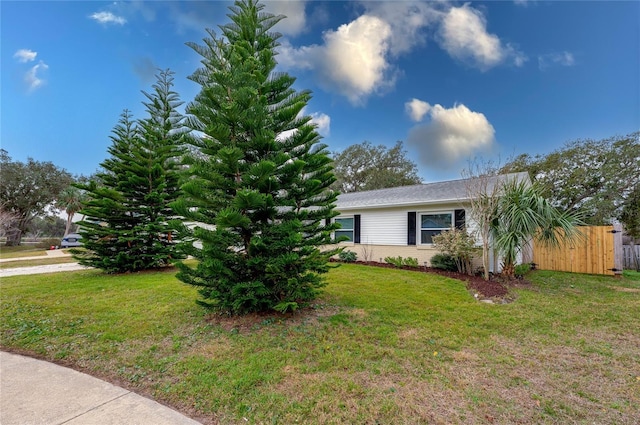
[333,172,531,272]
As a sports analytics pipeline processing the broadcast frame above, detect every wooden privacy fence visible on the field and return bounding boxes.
[623,244,640,270]
[533,225,623,276]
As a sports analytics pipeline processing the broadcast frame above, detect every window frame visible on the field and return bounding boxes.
[419,211,454,245]
[334,216,355,242]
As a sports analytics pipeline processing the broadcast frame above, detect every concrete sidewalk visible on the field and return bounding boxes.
[0,351,202,425]
[0,249,90,277]
[0,262,90,277]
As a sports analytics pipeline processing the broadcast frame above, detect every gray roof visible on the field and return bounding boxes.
[336,172,529,210]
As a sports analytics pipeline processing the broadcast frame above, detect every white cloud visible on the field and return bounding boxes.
[438,4,526,70]
[310,111,330,136]
[407,101,495,169]
[264,0,307,37]
[320,15,393,104]
[405,98,432,122]
[278,2,528,105]
[276,2,442,104]
[277,108,330,140]
[362,1,440,56]
[278,15,394,105]
[90,11,127,25]
[538,51,575,70]
[14,49,37,63]
[25,61,49,92]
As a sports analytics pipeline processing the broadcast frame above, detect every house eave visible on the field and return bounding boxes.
[337,198,470,212]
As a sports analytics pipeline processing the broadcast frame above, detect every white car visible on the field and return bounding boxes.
[61,233,83,248]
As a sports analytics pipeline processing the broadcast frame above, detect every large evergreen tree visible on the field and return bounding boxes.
[75,70,186,273]
[172,0,340,314]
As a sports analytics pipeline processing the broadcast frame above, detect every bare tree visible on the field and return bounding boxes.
[359,240,375,262]
[462,159,503,280]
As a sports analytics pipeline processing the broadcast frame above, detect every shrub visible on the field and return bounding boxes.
[514,263,531,278]
[402,257,419,267]
[432,228,478,275]
[430,253,458,271]
[338,250,357,263]
[384,256,405,268]
[383,256,419,268]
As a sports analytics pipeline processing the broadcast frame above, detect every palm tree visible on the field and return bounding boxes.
[57,186,85,236]
[491,179,584,278]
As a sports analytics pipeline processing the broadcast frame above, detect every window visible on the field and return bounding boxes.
[420,212,453,244]
[335,217,354,242]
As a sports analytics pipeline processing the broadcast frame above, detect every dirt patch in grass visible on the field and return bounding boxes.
[205,303,342,334]
[612,286,640,293]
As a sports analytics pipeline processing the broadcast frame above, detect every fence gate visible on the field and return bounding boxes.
[533,225,622,276]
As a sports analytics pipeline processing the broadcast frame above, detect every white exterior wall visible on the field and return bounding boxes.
[358,207,407,245]
[342,202,466,246]
[335,203,525,273]
[336,202,494,269]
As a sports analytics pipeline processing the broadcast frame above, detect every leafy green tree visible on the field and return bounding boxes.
[620,184,640,270]
[332,141,422,193]
[491,179,584,278]
[172,0,340,314]
[26,215,66,238]
[620,184,640,240]
[75,69,187,273]
[0,150,72,245]
[502,132,640,224]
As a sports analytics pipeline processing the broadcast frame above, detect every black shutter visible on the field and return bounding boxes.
[454,209,466,229]
[354,214,361,244]
[325,218,331,226]
[408,212,416,245]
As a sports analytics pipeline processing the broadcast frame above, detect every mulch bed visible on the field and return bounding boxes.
[340,260,532,300]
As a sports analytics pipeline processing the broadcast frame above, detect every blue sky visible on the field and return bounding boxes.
[2,0,639,183]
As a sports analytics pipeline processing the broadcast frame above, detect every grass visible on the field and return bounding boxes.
[1,265,639,424]
[0,256,78,269]
[0,246,48,259]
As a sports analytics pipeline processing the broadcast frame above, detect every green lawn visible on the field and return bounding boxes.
[0,257,77,269]
[0,245,48,259]
[1,265,638,424]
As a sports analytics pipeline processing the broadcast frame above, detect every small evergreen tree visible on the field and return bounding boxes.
[172,0,340,314]
[75,70,186,273]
